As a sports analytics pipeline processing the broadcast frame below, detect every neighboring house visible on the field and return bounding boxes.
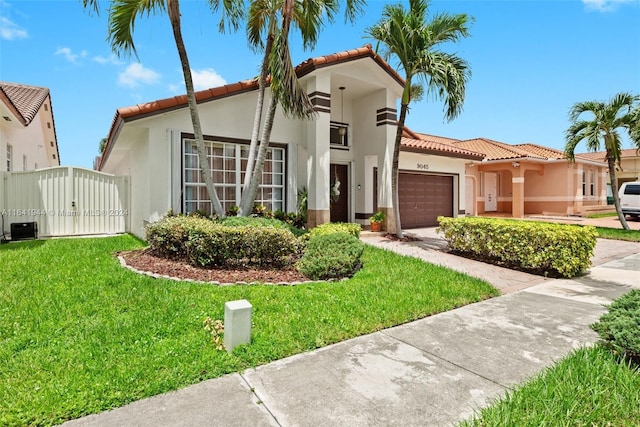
[0,82,61,171]
[578,148,640,193]
[447,138,609,217]
[97,44,483,238]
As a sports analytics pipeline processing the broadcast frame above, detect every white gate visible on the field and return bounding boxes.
[0,167,129,237]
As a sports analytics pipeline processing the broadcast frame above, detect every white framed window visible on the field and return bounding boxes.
[582,171,587,196]
[6,144,12,171]
[589,171,595,196]
[183,139,285,215]
[478,172,484,197]
[330,121,349,147]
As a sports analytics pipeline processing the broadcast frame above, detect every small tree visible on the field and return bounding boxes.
[564,92,640,231]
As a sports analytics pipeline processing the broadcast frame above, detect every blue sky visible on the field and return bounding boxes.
[1,0,639,169]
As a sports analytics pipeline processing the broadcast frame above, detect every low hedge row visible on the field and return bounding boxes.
[146,214,298,267]
[437,216,597,278]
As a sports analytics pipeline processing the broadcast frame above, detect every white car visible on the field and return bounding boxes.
[618,182,640,218]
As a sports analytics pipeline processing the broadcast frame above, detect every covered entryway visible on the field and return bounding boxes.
[330,164,349,223]
[399,172,453,228]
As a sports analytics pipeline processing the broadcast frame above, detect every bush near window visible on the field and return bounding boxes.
[297,232,364,280]
[591,290,640,364]
[145,214,212,258]
[219,215,305,237]
[437,216,597,278]
[146,214,299,267]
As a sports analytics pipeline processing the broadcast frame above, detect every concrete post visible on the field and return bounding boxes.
[224,299,252,353]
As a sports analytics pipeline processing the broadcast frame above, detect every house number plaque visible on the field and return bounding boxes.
[417,163,429,170]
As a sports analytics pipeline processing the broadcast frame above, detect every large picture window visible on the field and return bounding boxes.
[183,139,285,215]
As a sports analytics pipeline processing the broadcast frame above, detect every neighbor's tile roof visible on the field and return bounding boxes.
[513,143,566,160]
[453,138,539,161]
[0,81,50,126]
[401,128,484,160]
[578,148,640,161]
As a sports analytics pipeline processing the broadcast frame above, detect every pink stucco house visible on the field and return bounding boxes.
[435,136,610,218]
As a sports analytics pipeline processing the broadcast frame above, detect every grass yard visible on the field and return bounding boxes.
[460,345,640,426]
[595,226,640,242]
[0,235,498,426]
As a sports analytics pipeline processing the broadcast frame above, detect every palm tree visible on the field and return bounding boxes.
[564,92,640,231]
[237,0,364,216]
[367,0,471,238]
[82,0,243,218]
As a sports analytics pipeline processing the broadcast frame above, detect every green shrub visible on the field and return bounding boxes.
[437,216,597,278]
[186,224,298,267]
[297,233,364,280]
[591,290,640,363]
[145,214,212,258]
[219,215,305,237]
[309,222,361,239]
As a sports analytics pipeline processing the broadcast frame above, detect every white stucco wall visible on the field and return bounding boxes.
[0,97,59,171]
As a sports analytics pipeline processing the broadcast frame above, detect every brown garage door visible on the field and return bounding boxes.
[399,173,453,228]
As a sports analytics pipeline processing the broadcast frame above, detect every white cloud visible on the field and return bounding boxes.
[582,0,635,12]
[0,16,27,40]
[191,68,227,90]
[93,54,123,65]
[55,47,88,64]
[118,63,161,88]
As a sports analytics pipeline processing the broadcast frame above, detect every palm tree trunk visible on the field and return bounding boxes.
[241,95,278,214]
[606,154,630,230]
[168,0,225,218]
[391,101,409,239]
[239,34,274,216]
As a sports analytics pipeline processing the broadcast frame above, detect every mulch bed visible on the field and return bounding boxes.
[119,249,311,285]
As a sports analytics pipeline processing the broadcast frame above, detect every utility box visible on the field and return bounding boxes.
[224,300,252,353]
[10,222,38,241]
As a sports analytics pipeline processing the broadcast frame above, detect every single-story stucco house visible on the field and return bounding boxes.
[96,45,484,238]
[445,137,610,217]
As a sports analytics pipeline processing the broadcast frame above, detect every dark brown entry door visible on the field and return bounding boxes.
[399,173,453,228]
[330,164,349,223]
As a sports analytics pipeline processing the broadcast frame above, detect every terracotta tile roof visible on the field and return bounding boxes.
[116,44,402,122]
[513,143,566,160]
[577,148,640,161]
[0,81,49,126]
[453,138,539,161]
[401,128,484,160]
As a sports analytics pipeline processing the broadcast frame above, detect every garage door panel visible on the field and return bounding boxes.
[399,173,453,229]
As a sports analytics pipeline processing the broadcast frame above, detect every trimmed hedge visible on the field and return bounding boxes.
[309,222,361,239]
[437,216,597,278]
[218,215,305,237]
[591,290,640,363]
[146,214,298,267]
[296,232,364,280]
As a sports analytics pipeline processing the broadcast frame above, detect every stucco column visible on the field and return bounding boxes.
[512,168,525,218]
[306,75,331,228]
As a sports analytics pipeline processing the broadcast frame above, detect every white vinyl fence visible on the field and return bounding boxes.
[0,167,129,238]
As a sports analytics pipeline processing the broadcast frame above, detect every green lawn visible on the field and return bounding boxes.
[0,235,498,426]
[460,345,640,427]
[595,226,640,242]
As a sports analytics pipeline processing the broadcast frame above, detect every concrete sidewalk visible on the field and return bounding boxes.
[61,234,640,427]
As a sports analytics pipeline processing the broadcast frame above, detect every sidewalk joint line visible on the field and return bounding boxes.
[239,372,283,427]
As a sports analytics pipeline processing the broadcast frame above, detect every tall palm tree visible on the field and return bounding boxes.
[237,0,364,216]
[82,0,243,218]
[367,0,471,238]
[564,92,640,231]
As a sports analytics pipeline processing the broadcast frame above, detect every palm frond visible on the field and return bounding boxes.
[108,0,166,59]
[209,0,244,33]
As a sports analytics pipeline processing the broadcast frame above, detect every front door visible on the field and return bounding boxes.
[484,172,497,212]
[330,164,349,222]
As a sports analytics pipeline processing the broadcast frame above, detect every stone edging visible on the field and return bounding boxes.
[117,255,333,286]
